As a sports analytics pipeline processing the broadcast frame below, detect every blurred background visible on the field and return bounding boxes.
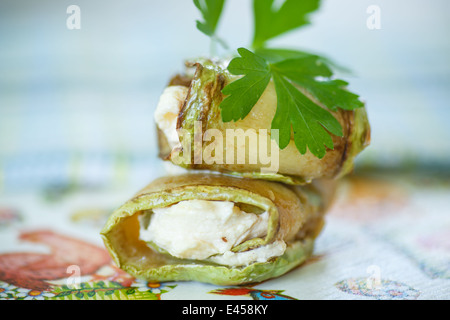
[0,0,449,193]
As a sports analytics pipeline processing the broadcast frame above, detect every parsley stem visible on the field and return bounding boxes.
[209,35,228,57]
[210,38,217,57]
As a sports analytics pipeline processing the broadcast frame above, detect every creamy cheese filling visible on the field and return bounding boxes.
[154,85,189,148]
[139,200,286,266]
[207,240,286,267]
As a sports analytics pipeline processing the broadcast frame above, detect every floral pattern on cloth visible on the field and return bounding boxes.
[209,287,297,300]
[0,230,175,300]
[0,279,175,300]
[335,278,420,300]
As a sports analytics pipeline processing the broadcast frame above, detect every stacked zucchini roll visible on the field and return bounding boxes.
[101,60,370,285]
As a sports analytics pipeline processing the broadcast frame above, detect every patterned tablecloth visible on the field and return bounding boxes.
[1,0,449,301]
[1,170,448,300]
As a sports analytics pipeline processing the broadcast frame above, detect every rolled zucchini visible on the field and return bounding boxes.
[100,174,335,285]
[156,60,370,184]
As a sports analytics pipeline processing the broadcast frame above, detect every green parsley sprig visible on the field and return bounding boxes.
[252,0,320,49]
[193,0,364,159]
[194,0,228,53]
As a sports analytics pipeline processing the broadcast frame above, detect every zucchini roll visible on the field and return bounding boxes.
[100,174,335,285]
[155,60,370,184]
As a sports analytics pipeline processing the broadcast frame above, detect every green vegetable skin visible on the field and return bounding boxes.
[158,60,371,184]
[100,174,334,285]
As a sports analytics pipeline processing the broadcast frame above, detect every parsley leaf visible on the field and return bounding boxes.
[271,55,333,78]
[253,0,321,49]
[271,71,343,157]
[220,48,363,158]
[255,47,317,63]
[194,0,226,37]
[255,47,353,74]
[271,57,364,111]
[220,48,272,122]
[291,78,364,111]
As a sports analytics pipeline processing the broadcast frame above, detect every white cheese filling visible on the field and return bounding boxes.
[207,240,286,267]
[139,200,286,266]
[154,85,189,148]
